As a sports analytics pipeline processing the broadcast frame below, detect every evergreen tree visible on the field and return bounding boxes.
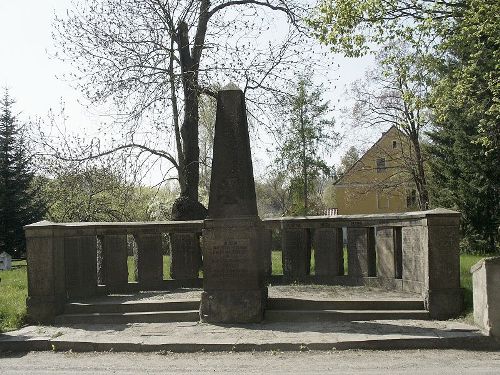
[428,0,500,254]
[0,90,46,258]
[275,77,337,215]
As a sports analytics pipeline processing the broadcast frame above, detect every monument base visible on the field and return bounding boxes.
[200,217,268,323]
[200,289,267,323]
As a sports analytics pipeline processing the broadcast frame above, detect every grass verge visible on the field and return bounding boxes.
[0,260,28,332]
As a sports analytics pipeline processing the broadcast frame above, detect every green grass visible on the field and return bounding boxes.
[127,255,172,281]
[0,253,495,332]
[0,260,28,332]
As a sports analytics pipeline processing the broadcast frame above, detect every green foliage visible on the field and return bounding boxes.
[275,76,337,215]
[0,91,46,257]
[43,166,177,222]
[431,0,500,154]
[309,0,460,57]
[0,260,28,332]
[428,0,500,254]
[311,0,499,253]
[337,146,359,178]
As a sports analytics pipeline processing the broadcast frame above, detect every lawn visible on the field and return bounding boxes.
[0,260,28,332]
[0,253,494,332]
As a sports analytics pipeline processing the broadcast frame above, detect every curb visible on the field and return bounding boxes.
[1,336,499,354]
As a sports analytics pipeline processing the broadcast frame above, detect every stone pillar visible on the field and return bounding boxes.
[170,232,202,280]
[402,226,425,293]
[281,225,311,281]
[100,234,128,292]
[347,227,376,277]
[471,257,500,337]
[376,227,396,279]
[313,227,344,276]
[64,235,98,299]
[423,209,463,319]
[25,222,66,324]
[134,233,163,288]
[200,89,267,323]
[261,229,273,279]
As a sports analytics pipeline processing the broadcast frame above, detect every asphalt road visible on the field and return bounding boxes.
[1,350,500,374]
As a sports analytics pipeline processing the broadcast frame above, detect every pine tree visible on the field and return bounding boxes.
[0,90,46,258]
[275,77,337,215]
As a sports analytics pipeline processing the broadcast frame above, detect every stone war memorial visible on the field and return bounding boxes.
[200,89,267,323]
[12,88,500,354]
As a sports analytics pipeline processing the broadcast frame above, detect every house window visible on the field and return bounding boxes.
[392,140,397,149]
[406,189,417,208]
[376,158,386,173]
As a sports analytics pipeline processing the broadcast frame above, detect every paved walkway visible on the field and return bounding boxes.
[1,286,498,353]
[1,319,496,353]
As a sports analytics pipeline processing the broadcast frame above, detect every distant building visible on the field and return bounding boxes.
[334,126,418,215]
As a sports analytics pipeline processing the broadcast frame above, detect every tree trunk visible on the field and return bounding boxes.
[170,21,207,220]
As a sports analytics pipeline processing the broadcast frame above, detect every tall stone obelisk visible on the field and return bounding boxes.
[200,89,267,323]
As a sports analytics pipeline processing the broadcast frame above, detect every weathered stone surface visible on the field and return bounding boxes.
[207,90,258,219]
[471,257,500,337]
[401,226,425,293]
[376,227,395,279]
[170,232,201,280]
[261,229,273,279]
[200,89,266,323]
[64,236,98,299]
[101,235,128,291]
[282,228,311,281]
[423,215,463,319]
[134,233,163,288]
[201,218,266,323]
[200,289,267,324]
[313,228,344,276]
[347,227,376,277]
[26,234,66,323]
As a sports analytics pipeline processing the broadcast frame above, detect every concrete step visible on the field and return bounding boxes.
[267,298,424,311]
[264,309,430,322]
[55,310,200,325]
[64,299,200,314]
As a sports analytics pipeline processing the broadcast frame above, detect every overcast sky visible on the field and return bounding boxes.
[0,1,376,184]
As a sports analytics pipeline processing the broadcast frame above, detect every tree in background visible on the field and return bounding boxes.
[310,0,499,252]
[43,164,178,222]
[275,76,337,215]
[53,0,314,220]
[337,146,359,178]
[348,45,432,209]
[428,0,500,253]
[0,91,46,258]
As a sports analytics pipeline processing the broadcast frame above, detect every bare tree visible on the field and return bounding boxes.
[348,43,431,209]
[52,0,317,219]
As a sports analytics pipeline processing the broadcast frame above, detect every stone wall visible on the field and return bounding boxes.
[24,208,464,323]
[471,257,500,337]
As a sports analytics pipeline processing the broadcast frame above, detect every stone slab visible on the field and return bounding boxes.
[472,256,500,337]
[170,232,201,280]
[1,320,495,353]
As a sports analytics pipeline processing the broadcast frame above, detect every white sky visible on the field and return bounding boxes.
[0,0,378,185]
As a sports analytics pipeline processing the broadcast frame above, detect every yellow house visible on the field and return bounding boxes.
[335,126,418,215]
